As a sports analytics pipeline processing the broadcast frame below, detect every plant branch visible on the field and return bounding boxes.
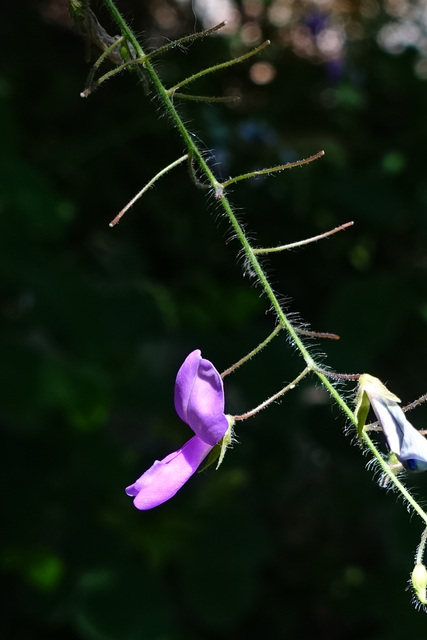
[100,0,427,531]
[233,367,311,420]
[221,150,325,190]
[221,324,283,378]
[167,40,270,96]
[109,154,188,227]
[173,93,240,103]
[253,221,353,254]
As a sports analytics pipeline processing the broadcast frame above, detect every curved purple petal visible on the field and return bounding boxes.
[125,436,213,510]
[174,350,201,424]
[174,350,229,446]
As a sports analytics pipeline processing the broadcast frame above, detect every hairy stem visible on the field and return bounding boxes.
[100,0,427,526]
[233,367,311,420]
[99,0,368,430]
[167,40,270,95]
[254,221,354,254]
[221,325,283,378]
[417,528,427,565]
[109,154,188,226]
[221,150,325,189]
[362,431,427,525]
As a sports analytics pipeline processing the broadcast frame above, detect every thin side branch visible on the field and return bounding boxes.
[233,367,311,420]
[254,221,354,255]
[81,35,125,96]
[315,366,361,380]
[109,154,188,226]
[296,328,340,340]
[167,40,270,96]
[221,325,283,378]
[221,150,325,190]
[173,92,240,103]
[152,21,228,58]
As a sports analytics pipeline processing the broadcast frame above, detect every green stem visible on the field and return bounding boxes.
[109,154,188,227]
[221,151,325,189]
[151,20,228,57]
[173,93,240,103]
[101,0,427,529]
[167,40,270,96]
[100,1,349,405]
[362,430,427,525]
[254,221,353,255]
[83,22,229,96]
[233,367,311,420]
[296,328,340,340]
[417,528,427,566]
[81,35,124,97]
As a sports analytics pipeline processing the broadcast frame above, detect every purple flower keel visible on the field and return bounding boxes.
[126,436,213,510]
[126,349,230,509]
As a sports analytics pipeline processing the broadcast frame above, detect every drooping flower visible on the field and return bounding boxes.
[126,350,231,510]
[357,374,427,472]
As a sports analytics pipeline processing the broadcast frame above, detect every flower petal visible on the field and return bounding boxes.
[174,350,201,424]
[125,435,213,510]
[370,394,427,472]
[174,350,229,445]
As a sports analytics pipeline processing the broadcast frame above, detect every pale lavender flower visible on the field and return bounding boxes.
[126,350,229,510]
[358,374,427,472]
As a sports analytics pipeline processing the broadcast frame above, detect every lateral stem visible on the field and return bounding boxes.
[109,154,188,226]
[167,40,270,95]
[296,328,340,340]
[417,528,427,566]
[221,325,283,378]
[81,35,125,97]
[233,367,311,420]
[254,221,354,255]
[314,366,361,381]
[90,19,229,92]
[221,150,325,190]
[152,21,228,58]
[402,393,427,414]
[173,92,240,103]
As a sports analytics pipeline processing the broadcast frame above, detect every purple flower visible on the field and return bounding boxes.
[174,349,229,446]
[126,350,230,510]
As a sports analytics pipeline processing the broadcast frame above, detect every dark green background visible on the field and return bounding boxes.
[3,1,427,638]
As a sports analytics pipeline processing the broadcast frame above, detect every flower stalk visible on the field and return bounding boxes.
[253,221,354,255]
[109,154,188,227]
[166,40,271,97]
[220,150,325,191]
[221,325,283,378]
[233,367,311,421]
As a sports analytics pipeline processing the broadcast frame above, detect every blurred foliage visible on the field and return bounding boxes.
[3,0,427,638]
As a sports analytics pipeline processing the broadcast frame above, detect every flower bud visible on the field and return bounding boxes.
[412,564,427,604]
